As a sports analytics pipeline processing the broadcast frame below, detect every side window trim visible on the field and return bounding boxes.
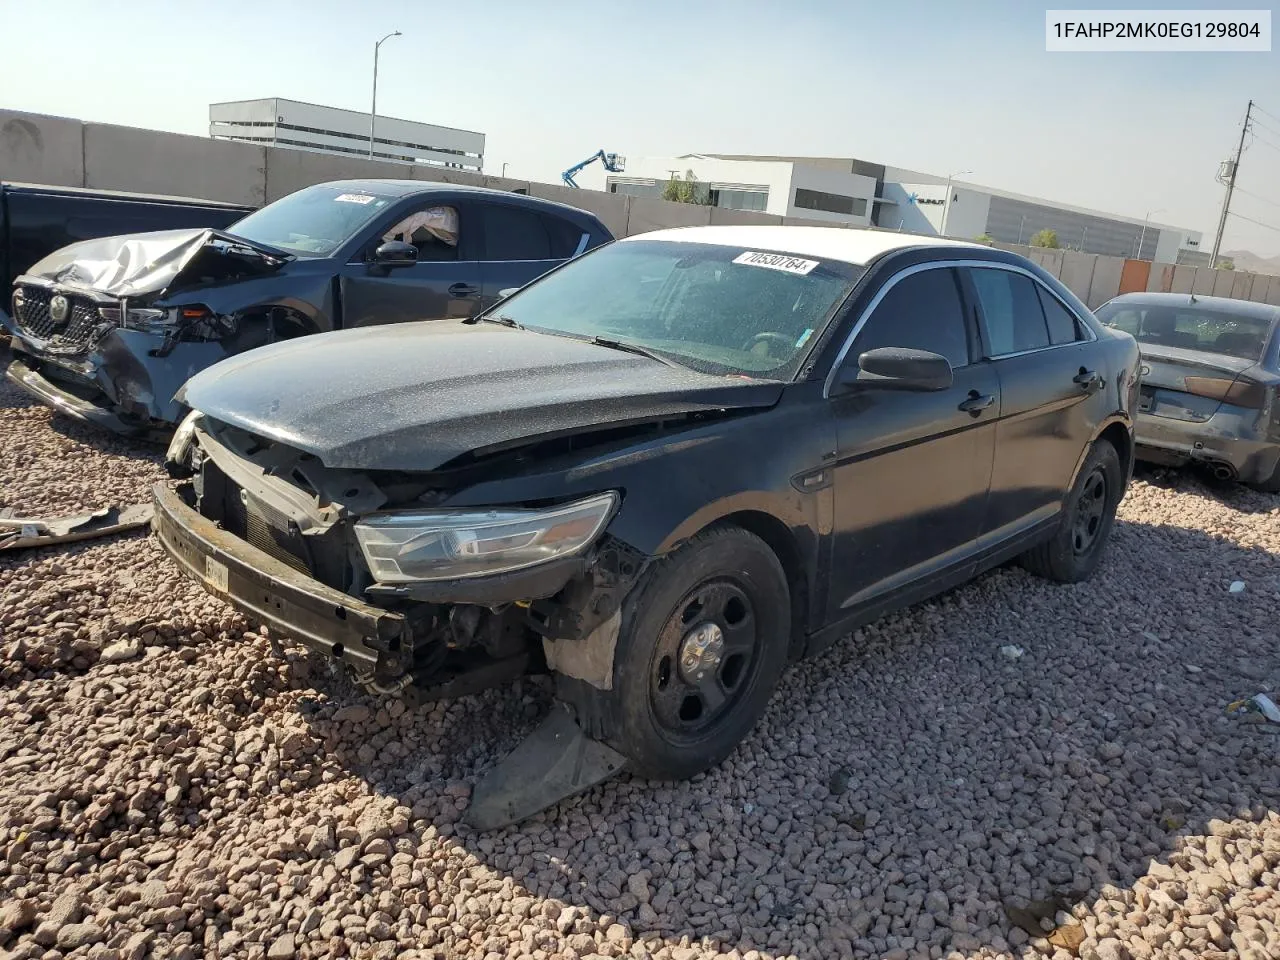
[821,261,976,399]
[572,232,590,257]
[966,262,1097,359]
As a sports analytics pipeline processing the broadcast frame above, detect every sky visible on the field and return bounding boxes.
[3,0,1279,255]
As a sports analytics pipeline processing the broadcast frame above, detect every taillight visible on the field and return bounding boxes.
[1183,376,1267,409]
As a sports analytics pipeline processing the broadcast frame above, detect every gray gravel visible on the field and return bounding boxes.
[1,374,1279,960]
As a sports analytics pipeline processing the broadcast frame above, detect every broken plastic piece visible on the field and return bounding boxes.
[465,702,629,830]
[999,644,1025,659]
[1229,580,1246,593]
[1227,693,1280,723]
[0,503,154,551]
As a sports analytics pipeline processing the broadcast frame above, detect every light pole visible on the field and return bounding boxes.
[369,31,402,158]
[1017,214,1027,245]
[502,162,509,178]
[939,170,972,237]
[1137,208,1164,260]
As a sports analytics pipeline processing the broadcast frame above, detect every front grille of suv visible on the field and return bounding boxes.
[12,286,104,353]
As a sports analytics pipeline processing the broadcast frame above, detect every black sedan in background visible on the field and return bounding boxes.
[4,180,611,434]
[153,225,1138,825]
[1095,292,1280,490]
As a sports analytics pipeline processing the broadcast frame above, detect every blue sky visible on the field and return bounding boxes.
[4,0,1279,254]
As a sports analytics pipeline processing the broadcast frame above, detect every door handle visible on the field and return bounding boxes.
[958,391,995,415]
[448,283,479,297]
[1073,369,1101,390]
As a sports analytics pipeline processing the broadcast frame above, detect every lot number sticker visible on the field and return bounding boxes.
[205,557,229,592]
[334,193,377,204]
[733,251,820,275]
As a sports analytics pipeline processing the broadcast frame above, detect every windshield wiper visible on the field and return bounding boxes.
[475,314,523,329]
[588,336,682,368]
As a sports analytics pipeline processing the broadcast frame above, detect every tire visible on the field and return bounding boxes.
[603,526,791,781]
[1020,439,1122,583]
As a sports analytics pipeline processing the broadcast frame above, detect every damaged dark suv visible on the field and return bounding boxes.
[4,179,610,435]
[153,225,1139,827]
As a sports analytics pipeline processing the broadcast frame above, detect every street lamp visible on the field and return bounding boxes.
[502,162,509,178]
[1137,208,1164,260]
[939,170,972,237]
[369,31,402,158]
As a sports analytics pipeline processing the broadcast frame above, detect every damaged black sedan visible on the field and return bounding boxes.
[4,180,610,435]
[153,225,1139,827]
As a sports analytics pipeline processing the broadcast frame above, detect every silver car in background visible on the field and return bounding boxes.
[1095,292,1280,491]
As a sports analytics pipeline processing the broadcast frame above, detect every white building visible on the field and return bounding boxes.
[209,98,484,172]
[577,154,1202,261]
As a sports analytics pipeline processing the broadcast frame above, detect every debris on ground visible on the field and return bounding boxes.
[0,502,153,551]
[999,643,1025,659]
[1229,579,1247,593]
[1227,692,1280,723]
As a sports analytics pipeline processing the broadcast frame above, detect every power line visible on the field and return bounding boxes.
[1253,102,1280,125]
[1228,210,1280,234]
[1232,185,1280,213]
[1246,130,1280,155]
[1249,114,1280,140]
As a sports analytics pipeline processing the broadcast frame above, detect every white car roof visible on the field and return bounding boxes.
[621,225,986,267]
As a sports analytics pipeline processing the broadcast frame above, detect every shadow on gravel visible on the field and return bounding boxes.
[281,513,1280,959]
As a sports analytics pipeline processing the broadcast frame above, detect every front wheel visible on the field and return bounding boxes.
[603,526,791,781]
[1020,439,1123,583]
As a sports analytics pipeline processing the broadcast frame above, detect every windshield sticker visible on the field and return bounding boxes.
[795,328,814,348]
[733,251,820,275]
[334,193,377,205]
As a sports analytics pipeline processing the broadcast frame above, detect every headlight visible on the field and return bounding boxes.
[98,306,171,332]
[353,492,619,582]
[166,410,202,466]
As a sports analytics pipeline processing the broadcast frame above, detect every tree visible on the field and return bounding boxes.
[1029,228,1060,249]
[974,233,995,246]
[1218,258,1235,271]
[662,170,710,205]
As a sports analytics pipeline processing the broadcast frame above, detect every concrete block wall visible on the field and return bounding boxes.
[3,108,1280,312]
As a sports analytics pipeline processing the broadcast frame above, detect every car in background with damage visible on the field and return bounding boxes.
[4,179,612,436]
[152,224,1139,827]
[0,180,252,328]
[1095,292,1280,490]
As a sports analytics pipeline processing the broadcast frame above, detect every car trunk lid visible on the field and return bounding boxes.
[1138,344,1262,421]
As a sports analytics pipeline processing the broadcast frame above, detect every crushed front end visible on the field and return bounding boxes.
[154,414,642,705]
[4,230,290,434]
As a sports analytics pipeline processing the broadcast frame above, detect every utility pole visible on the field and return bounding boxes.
[1209,100,1253,269]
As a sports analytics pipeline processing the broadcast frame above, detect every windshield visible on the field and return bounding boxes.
[487,240,861,378]
[1096,301,1274,362]
[228,184,398,257]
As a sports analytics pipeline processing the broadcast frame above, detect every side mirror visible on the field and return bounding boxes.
[373,240,418,267]
[836,347,954,393]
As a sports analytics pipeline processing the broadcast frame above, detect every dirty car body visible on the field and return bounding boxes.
[154,225,1138,822]
[4,179,611,435]
[1096,292,1280,489]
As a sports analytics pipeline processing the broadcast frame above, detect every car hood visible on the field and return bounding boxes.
[17,228,292,300]
[180,320,785,471]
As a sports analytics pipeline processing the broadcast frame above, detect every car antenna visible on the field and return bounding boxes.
[1189,293,1198,303]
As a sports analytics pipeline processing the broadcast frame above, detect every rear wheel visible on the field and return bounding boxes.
[1020,439,1122,583]
[604,526,790,780]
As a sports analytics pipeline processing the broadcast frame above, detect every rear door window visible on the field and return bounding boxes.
[970,268,1050,355]
[854,267,970,369]
[541,214,588,259]
[481,204,553,261]
[1038,286,1084,345]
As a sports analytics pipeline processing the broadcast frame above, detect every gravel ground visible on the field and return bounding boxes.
[1,373,1278,960]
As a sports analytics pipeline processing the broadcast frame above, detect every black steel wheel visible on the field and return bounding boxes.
[649,579,761,739]
[602,526,791,780]
[1020,438,1123,583]
[1071,467,1108,555]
